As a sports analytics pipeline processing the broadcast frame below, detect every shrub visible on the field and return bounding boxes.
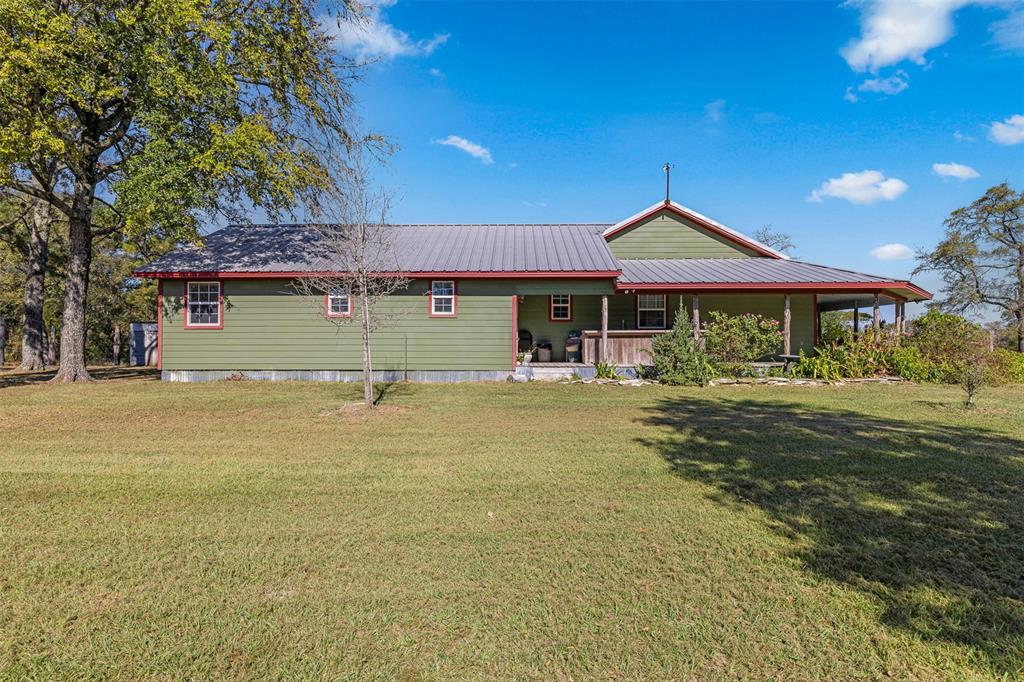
[794,335,911,381]
[990,348,1024,383]
[703,311,783,375]
[650,302,711,386]
[908,310,980,371]
[632,363,658,381]
[593,361,621,380]
[793,348,844,381]
[818,311,850,346]
[888,345,942,383]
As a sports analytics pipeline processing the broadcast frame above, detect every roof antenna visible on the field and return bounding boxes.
[663,162,673,204]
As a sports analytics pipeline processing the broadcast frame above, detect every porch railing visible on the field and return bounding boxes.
[581,330,669,366]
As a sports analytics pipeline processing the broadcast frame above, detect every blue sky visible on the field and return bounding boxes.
[328,0,1024,314]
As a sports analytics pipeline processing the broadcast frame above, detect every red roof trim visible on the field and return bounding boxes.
[617,281,932,299]
[135,270,622,280]
[602,203,783,259]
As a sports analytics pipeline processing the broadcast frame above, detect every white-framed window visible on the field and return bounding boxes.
[637,293,666,329]
[430,280,456,316]
[186,281,221,328]
[326,289,351,317]
[550,294,572,321]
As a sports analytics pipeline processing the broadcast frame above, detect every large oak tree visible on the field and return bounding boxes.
[915,183,1024,352]
[0,0,360,381]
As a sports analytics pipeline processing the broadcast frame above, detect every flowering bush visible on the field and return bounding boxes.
[703,311,784,373]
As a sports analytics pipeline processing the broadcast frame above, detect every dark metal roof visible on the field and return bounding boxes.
[135,223,620,275]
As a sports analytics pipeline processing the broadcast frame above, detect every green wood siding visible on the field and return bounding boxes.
[161,278,615,371]
[162,279,517,371]
[606,210,758,259]
[516,292,815,360]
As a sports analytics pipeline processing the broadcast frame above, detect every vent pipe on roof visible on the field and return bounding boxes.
[663,162,673,204]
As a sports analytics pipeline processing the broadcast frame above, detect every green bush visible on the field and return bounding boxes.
[908,310,979,371]
[703,311,783,369]
[651,302,711,386]
[593,361,621,380]
[818,311,851,346]
[794,335,921,381]
[990,348,1024,384]
[888,345,942,383]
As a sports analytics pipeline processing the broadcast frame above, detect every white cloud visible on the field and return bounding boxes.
[844,87,859,103]
[989,114,1024,145]
[808,170,908,204]
[841,0,966,72]
[932,161,980,180]
[428,67,444,78]
[842,1,1023,72]
[324,1,449,60]
[704,99,726,123]
[990,9,1024,52]
[953,130,976,143]
[434,135,493,164]
[858,70,910,95]
[871,243,915,260]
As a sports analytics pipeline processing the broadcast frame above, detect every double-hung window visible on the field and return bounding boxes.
[326,289,351,317]
[550,294,572,321]
[637,294,666,329]
[430,280,456,316]
[186,281,222,328]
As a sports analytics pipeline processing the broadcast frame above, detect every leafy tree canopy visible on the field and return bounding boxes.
[0,0,358,244]
[915,183,1024,351]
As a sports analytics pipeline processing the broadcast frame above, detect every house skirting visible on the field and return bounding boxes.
[162,369,514,383]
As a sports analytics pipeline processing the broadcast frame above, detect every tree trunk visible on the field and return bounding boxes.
[45,325,57,366]
[1017,311,1023,353]
[113,324,122,365]
[359,286,373,407]
[0,317,7,366]
[19,199,50,371]
[52,183,95,383]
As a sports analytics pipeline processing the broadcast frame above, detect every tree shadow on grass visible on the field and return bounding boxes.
[0,366,159,389]
[638,396,1024,673]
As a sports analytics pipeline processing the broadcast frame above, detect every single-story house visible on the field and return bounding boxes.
[135,200,931,381]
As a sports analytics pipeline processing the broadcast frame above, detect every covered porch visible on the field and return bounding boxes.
[515,289,921,369]
[515,291,820,367]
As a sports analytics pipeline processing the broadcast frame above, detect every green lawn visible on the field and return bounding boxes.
[1,372,1022,679]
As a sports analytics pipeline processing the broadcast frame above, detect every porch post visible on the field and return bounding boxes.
[600,295,608,363]
[873,293,880,336]
[692,294,700,340]
[895,301,904,344]
[783,293,791,355]
[853,304,860,338]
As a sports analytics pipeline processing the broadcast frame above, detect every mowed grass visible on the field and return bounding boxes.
[0,372,1022,680]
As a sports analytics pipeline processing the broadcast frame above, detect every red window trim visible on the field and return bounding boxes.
[184,280,224,330]
[636,293,667,330]
[549,294,573,322]
[324,291,352,318]
[429,279,458,318]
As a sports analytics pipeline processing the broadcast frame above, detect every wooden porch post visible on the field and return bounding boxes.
[783,294,791,355]
[600,295,608,363]
[873,293,880,337]
[691,294,700,340]
[853,304,860,338]
[895,301,905,344]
